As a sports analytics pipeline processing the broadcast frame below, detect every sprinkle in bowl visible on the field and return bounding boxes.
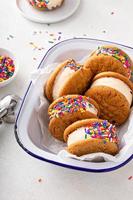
[0,48,18,88]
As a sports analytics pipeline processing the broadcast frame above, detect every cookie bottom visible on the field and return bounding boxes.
[67,139,118,156]
[49,111,98,141]
[31,5,48,11]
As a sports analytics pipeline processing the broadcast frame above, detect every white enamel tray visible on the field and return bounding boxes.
[15,38,133,172]
[16,0,80,24]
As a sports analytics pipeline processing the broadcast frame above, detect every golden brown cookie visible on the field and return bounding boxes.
[48,95,100,141]
[85,72,133,125]
[44,59,93,102]
[29,0,64,11]
[84,45,133,78]
[64,119,119,156]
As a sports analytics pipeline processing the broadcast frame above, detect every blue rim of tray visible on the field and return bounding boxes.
[14,37,133,173]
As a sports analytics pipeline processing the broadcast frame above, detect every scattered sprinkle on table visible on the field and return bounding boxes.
[38,178,42,183]
[48,40,54,43]
[83,34,87,36]
[33,31,37,35]
[46,31,62,44]
[33,31,43,35]
[111,11,114,15]
[9,34,14,39]
[29,42,44,51]
[128,176,133,180]
[0,56,15,82]
[6,34,14,40]
[58,36,61,41]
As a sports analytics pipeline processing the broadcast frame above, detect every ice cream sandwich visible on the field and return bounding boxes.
[64,119,119,156]
[48,95,99,141]
[45,59,93,102]
[85,72,133,125]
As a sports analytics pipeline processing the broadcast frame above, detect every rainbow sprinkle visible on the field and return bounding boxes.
[84,120,118,144]
[96,46,132,77]
[49,96,97,119]
[30,0,49,8]
[64,60,81,71]
[128,176,133,180]
[0,56,15,82]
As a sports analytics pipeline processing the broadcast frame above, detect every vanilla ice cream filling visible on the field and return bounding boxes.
[67,125,117,146]
[52,67,76,100]
[47,0,63,9]
[91,77,132,106]
[84,104,98,115]
[67,127,88,146]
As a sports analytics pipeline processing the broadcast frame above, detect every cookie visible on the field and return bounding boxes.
[85,72,133,125]
[84,46,133,78]
[48,95,100,141]
[64,119,119,156]
[29,0,64,11]
[45,59,93,102]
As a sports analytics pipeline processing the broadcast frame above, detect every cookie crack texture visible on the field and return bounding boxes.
[85,86,130,125]
[84,55,129,78]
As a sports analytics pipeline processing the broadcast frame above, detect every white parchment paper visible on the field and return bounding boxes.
[31,63,133,163]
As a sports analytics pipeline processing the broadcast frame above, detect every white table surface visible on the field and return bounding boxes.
[0,0,133,199]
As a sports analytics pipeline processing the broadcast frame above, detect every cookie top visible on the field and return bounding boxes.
[44,59,82,102]
[64,119,118,144]
[52,60,82,100]
[92,72,133,91]
[48,95,99,119]
[30,0,49,8]
[94,46,132,77]
[30,0,63,10]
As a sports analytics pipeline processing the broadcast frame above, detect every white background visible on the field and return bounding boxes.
[0,0,133,199]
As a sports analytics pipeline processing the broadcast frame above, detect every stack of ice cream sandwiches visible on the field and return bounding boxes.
[44,46,133,157]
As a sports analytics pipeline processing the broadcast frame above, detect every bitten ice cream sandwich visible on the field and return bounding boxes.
[64,119,119,156]
[84,46,133,78]
[45,59,93,102]
[85,72,133,125]
[48,95,99,141]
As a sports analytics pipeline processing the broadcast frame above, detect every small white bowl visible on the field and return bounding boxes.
[16,0,80,24]
[0,48,19,88]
